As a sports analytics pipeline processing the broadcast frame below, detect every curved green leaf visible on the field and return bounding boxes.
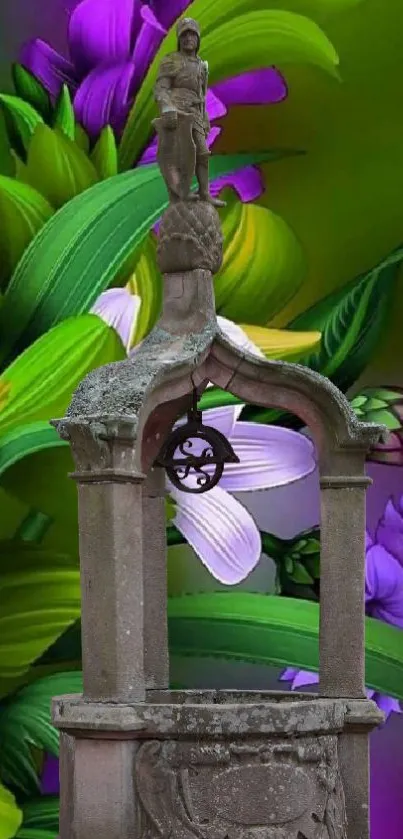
[289,244,403,391]
[11,65,51,122]
[131,233,162,345]
[215,191,306,323]
[0,783,22,839]
[52,84,75,140]
[0,545,80,702]
[21,124,98,210]
[90,125,118,180]
[0,95,43,160]
[0,423,66,478]
[0,176,54,288]
[119,8,338,168]
[19,798,59,834]
[0,151,287,361]
[168,593,403,700]
[0,315,125,434]
[0,672,82,797]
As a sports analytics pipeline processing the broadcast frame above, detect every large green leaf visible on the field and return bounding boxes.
[20,125,99,210]
[90,125,118,180]
[0,176,53,288]
[0,315,125,433]
[168,593,403,700]
[288,244,403,391]
[0,672,82,797]
[0,151,289,361]
[0,545,80,702]
[0,783,22,839]
[119,8,338,169]
[131,233,162,345]
[214,191,306,324]
[0,96,43,160]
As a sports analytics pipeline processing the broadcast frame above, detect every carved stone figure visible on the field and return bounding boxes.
[153,17,225,207]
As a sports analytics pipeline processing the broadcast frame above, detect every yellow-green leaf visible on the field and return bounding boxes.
[215,194,306,324]
[91,125,118,180]
[21,124,99,209]
[74,123,90,153]
[0,783,22,839]
[130,233,162,345]
[0,176,54,287]
[241,325,321,361]
[119,8,339,168]
[52,84,75,140]
[0,95,43,158]
[0,314,125,437]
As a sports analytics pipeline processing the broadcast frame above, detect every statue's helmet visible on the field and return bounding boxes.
[176,17,200,49]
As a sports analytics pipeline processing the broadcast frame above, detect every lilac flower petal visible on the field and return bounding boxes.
[91,289,140,351]
[149,0,191,31]
[218,423,316,493]
[212,68,287,107]
[291,670,319,689]
[210,166,265,202]
[20,40,78,100]
[366,531,373,551]
[373,694,401,718]
[41,753,60,795]
[217,316,264,357]
[206,126,222,150]
[171,482,261,584]
[376,496,403,567]
[279,668,298,682]
[205,89,227,122]
[130,6,166,95]
[365,544,403,628]
[138,135,158,165]
[68,0,141,74]
[74,61,136,137]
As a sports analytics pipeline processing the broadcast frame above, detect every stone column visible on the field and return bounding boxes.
[142,466,169,689]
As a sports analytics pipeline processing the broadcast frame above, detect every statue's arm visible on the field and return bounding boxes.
[154,56,177,114]
[202,60,210,135]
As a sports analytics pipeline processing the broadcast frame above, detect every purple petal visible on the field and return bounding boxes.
[20,40,78,100]
[210,165,265,203]
[373,693,401,719]
[130,6,166,96]
[212,68,287,107]
[149,0,191,31]
[91,289,140,351]
[74,62,136,137]
[68,0,141,74]
[376,496,403,567]
[205,90,227,122]
[365,544,403,628]
[171,483,261,584]
[366,531,373,551]
[279,668,298,682]
[291,670,319,689]
[41,753,60,796]
[218,424,316,493]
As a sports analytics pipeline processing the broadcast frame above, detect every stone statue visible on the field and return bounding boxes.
[153,17,225,207]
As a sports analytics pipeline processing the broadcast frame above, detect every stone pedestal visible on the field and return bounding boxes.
[53,691,382,839]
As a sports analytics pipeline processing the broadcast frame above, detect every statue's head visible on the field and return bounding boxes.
[176,18,200,54]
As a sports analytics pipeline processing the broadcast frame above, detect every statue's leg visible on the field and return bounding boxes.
[193,129,226,208]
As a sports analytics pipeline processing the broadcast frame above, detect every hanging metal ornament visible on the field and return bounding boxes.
[156,390,239,494]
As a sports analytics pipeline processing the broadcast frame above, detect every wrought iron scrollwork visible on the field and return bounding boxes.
[156,390,239,494]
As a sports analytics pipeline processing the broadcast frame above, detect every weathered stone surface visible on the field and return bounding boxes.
[157,200,223,274]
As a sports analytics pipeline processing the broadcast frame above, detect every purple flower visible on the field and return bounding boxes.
[280,496,403,716]
[40,752,59,795]
[20,0,287,199]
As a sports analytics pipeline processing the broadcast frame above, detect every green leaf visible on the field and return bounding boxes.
[215,192,306,324]
[199,388,244,412]
[289,245,403,390]
[351,387,403,429]
[0,782,22,839]
[0,152,284,361]
[0,545,80,702]
[90,125,118,180]
[74,124,90,154]
[289,561,314,584]
[0,176,54,288]
[119,7,338,169]
[11,65,52,122]
[0,96,43,160]
[131,233,162,345]
[52,85,75,140]
[0,315,126,434]
[0,672,82,797]
[20,124,99,210]
[168,593,403,700]
[19,798,59,833]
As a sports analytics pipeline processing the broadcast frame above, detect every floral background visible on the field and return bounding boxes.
[0,0,402,836]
